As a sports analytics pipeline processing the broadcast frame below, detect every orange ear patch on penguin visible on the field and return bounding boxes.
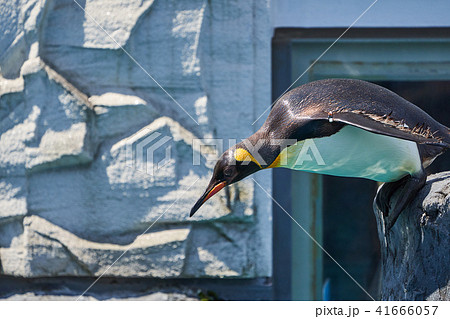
[234,148,262,168]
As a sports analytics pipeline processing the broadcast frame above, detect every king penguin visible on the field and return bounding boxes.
[190,79,450,229]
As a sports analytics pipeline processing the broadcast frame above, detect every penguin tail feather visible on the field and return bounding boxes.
[445,127,450,149]
[421,141,450,148]
[441,127,450,149]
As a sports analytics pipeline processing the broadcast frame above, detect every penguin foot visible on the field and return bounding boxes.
[380,171,427,231]
[384,215,396,231]
[376,176,410,217]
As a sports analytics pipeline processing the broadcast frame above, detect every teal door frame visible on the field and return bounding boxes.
[272,31,450,300]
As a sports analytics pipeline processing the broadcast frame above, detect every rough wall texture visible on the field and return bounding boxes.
[0,0,272,279]
[374,172,450,301]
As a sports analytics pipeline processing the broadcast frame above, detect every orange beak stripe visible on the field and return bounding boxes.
[202,181,226,204]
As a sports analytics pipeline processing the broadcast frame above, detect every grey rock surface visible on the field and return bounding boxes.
[374,172,450,301]
[0,0,272,279]
[2,289,199,301]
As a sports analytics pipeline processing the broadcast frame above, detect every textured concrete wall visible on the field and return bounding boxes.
[0,0,272,279]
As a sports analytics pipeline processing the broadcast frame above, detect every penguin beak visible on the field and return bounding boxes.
[190,180,227,217]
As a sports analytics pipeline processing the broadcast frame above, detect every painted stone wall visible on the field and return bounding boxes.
[0,0,272,279]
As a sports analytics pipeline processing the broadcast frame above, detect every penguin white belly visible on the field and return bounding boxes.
[279,125,422,182]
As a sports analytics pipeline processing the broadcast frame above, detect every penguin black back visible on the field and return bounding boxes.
[264,79,450,148]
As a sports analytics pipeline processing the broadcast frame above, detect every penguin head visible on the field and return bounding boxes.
[190,145,262,217]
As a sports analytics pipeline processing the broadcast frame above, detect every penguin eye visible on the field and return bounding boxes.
[223,167,233,177]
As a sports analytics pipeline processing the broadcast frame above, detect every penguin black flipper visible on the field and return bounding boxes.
[275,79,450,149]
[324,112,449,148]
